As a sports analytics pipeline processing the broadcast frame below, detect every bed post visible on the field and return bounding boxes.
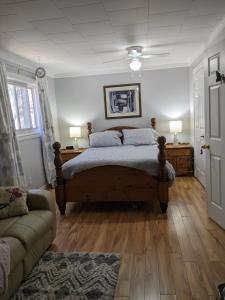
[52,142,66,215]
[157,136,168,213]
[151,117,156,129]
[87,122,93,136]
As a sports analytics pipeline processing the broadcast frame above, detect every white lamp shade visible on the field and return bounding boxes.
[169,120,182,133]
[69,126,81,138]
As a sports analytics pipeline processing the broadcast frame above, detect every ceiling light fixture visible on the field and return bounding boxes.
[129,58,141,71]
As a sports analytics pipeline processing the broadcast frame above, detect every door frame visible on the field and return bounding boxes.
[192,62,206,187]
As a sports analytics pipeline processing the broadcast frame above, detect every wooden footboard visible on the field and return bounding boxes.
[52,118,169,215]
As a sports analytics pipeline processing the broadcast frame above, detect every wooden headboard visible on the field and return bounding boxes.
[87,117,156,136]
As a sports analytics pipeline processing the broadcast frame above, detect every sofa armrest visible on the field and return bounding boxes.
[27,190,55,213]
[27,189,57,238]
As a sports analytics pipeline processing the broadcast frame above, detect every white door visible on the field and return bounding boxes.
[193,64,206,187]
[205,39,225,229]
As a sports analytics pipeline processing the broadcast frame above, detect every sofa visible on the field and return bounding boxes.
[0,189,56,300]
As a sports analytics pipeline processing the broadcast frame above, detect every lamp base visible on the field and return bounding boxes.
[173,133,179,145]
[74,138,79,150]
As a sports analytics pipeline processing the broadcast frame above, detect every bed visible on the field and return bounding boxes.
[53,118,175,215]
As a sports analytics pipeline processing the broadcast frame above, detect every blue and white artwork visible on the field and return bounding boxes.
[104,83,141,119]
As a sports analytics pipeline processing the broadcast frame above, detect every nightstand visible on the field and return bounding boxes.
[60,148,87,163]
[165,144,194,176]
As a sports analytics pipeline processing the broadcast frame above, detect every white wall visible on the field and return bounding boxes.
[18,135,46,188]
[55,67,190,147]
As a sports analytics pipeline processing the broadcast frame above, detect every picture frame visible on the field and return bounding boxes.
[103,83,142,119]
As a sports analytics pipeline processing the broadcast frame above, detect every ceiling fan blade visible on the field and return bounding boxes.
[142,52,170,57]
[102,58,125,64]
[141,55,153,58]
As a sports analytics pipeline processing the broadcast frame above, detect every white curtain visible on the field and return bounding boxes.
[37,77,55,185]
[0,63,25,186]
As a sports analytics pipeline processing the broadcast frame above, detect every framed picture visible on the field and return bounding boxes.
[103,83,142,119]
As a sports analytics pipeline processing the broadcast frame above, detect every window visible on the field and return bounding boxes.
[8,83,38,131]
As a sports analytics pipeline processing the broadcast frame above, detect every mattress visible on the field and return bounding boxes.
[62,145,175,184]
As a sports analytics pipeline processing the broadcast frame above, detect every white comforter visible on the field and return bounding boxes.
[62,145,175,184]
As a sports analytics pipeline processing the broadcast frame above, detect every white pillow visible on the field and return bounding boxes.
[122,128,155,145]
[89,131,122,147]
[152,129,160,141]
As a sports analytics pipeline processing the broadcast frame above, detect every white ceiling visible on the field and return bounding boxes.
[0,0,225,77]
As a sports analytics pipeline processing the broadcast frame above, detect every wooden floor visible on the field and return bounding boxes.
[52,177,225,300]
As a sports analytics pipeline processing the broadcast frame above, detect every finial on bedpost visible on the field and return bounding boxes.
[87,122,93,136]
[53,142,63,185]
[157,136,166,181]
[151,117,156,130]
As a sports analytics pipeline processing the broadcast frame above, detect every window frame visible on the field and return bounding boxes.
[8,79,40,137]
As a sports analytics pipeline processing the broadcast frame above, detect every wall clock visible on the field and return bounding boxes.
[35,67,46,78]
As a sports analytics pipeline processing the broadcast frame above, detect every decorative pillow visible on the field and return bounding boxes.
[122,128,155,145]
[89,131,122,147]
[0,186,28,219]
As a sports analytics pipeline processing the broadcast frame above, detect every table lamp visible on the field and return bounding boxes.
[169,120,182,144]
[69,126,81,150]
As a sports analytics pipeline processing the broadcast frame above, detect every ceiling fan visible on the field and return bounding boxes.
[103,46,169,71]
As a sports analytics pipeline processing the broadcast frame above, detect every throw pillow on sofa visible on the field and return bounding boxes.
[0,186,28,219]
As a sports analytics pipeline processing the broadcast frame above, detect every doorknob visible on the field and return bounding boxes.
[201,144,210,150]
[216,70,225,83]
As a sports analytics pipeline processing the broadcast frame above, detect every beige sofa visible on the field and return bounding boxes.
[0,189,56,300]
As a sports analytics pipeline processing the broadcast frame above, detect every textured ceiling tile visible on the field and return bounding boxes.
[113,23,149,36]
[149,11,188,27]
[62,3,108,24]
[0,0,224,76]
[8,29,48,42]
[84,33,124,43]
[149,0,193,14]
[0,4,17,15]
[24,40,60,52]
[183,14,224,28]
[31,18,74,34]
[188,0,225,16]
[102,0,148,11]
[53,0,101,8]
[73,21,115,36]
[2,0,34,3]
[14,0,64,21]
[109,8,148,26]
[149,25,180,38]
[172,42,205,61]
[0,15,33,32]
[90,42,127,53]
[48,31,85,43]
[180,27,212,38]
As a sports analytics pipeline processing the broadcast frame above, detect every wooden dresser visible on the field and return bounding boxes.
[60,148,87,163]
[165,144,194,176]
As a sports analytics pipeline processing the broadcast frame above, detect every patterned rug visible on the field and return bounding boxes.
[11,251,120,300]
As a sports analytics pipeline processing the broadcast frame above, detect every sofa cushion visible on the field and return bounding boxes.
[0,186,28,219]
[0,217,20,236]
[2,211,54,250]
[1,237,26,272]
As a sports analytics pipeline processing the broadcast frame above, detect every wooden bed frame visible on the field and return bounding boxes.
[53,118,169,215]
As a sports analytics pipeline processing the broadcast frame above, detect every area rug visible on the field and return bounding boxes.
[11,251,120,300]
